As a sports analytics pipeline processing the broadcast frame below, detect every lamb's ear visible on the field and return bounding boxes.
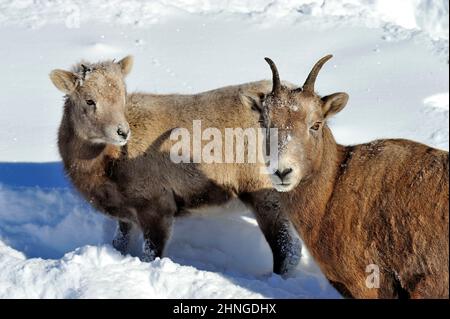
[117,55,133,76]
[321,92,349,119]
[240,92,264,113]
[49,70,78,94]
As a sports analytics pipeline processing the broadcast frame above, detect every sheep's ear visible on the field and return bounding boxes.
[49,70,78,94]
[240,92,264,113]
[321,92,349,119]
[117,55,133,76]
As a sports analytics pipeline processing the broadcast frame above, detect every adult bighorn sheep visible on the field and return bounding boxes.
[241,55,449,298]
[50,56,301,275]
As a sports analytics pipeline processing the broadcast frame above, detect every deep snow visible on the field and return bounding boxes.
[0,0,448,298]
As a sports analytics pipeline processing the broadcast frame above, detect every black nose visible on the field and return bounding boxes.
[117,125,129,140]
[275,168,293,180]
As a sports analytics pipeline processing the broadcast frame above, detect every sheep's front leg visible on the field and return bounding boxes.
[240,190,302,275]
[112,220,132,255]
[136,196,176,262]
[139,212,174,262]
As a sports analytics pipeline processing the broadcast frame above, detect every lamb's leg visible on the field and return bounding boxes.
[140,213,174,262]
[240,189,302,275]
[136,196,176,263]
[112,220,132,255]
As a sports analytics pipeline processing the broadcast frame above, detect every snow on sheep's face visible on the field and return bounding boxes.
[242,56,349,192]
[50,56,133,146]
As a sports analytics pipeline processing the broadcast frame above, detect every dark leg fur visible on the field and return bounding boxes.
[112,220,132,255]
[240,190,301,275]
[135,195,176,262]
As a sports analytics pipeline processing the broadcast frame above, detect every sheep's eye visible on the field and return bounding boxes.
[86,99,96,106]
[310,122,322,131]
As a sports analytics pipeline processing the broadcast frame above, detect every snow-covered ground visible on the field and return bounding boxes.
[0,0,448,298]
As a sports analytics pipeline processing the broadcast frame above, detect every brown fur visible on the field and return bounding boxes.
[252,56,449,298]
[52,57,301,274]
[287,134,449,298]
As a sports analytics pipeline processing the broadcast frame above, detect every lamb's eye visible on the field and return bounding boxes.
[310,122,322,131]
[86,99,96,106]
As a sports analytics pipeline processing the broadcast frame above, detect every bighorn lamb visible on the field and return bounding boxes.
[50,56,301,274]
[241,55,449,298]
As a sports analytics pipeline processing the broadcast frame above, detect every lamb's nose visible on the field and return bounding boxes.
[275,168,293,180]
[117,125,129,140]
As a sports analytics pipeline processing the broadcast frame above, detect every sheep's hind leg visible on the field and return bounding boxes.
[112,220,132,255]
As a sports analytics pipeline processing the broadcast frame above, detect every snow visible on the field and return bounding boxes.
[0,241,338,298]
[0,0,448,40]
[0,183,337,298]
[0,0,448,298]
[424,92,449,111]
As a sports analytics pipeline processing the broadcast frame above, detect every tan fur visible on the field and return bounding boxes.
[50,70,78,94]
[52,57,301,274]
[256,56,449,298]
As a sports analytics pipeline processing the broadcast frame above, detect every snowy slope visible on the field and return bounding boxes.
[0,0,448,40]
[0,0,448,298]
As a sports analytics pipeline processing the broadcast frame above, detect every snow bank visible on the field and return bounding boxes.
[0,182,338,298]
[0,241,271,298]
[0,241,337,298]
[0,183,105,259]
[0,0,448,40]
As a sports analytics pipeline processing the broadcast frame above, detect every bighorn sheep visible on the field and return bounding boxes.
[241,55,449,298]
[50,56,301,275]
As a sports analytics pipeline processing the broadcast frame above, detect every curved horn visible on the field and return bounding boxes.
[265,57,282,96]
[303,54,333,93]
